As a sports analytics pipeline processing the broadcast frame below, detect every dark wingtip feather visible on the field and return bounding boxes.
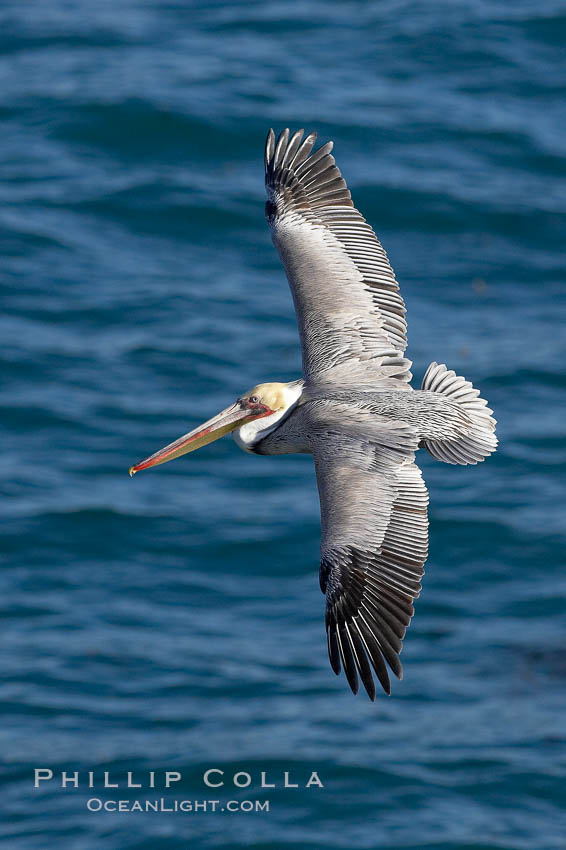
[387,652,403,680]
[281,129,304,170]
[338,626,359,695]
[357,617,392,695]
[291,131,317,170]
[265,128,275,171]
[349,624,376,700]
[273,128,290,170]
[327,625,341,675]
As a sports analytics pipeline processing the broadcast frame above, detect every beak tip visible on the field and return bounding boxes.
[129,465,136,477]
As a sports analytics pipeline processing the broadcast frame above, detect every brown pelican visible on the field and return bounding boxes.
[130,129,497,699]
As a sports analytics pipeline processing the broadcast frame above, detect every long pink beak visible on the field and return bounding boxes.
[129,402,269,476]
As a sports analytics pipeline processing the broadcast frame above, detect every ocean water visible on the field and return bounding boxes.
[1,1,566,847]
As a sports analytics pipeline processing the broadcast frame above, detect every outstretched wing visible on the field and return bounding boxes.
[265,128,412,388]
[314,439,429,699]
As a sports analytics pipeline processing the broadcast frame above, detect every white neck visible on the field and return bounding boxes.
[233,381,303,453]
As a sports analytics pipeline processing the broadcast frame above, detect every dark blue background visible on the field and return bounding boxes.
[2,1,565,847]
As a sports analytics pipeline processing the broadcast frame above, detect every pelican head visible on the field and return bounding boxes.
[129,380,303,475]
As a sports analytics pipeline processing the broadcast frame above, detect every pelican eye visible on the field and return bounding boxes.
[249,395,260,404]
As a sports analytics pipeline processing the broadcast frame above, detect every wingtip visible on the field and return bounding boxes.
[265,127,331,185]
[364,682,377,701]
[273,128,290,169]
[347,676,360,696]
[265,128,275,169]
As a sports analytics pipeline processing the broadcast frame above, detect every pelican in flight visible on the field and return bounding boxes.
[130,129,497,699]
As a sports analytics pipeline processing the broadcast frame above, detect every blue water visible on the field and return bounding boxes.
[2,1,566,847]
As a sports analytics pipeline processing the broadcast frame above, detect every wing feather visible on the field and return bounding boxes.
[315,444,429,699]
[265,128,412,388]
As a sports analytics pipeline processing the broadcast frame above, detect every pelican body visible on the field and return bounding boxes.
[130,129,497,699]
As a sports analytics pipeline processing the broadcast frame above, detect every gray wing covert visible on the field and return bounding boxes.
[265,128,412,388]
[313,437,429,699]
